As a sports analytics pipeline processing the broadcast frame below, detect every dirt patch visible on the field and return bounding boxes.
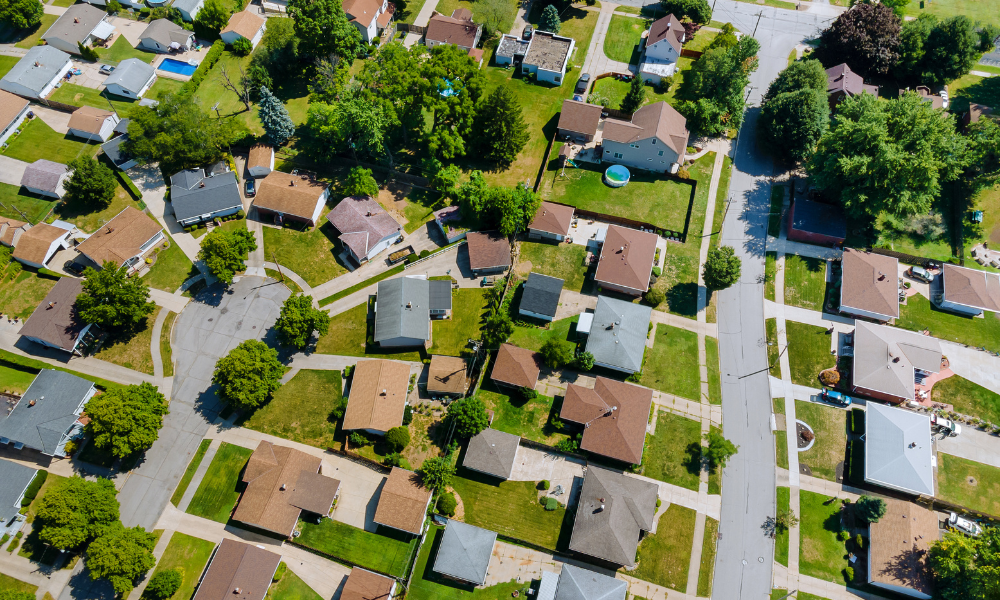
[377,183,413,225]
[968,476,978,486]
[515,260,533,276]
[402,412,447,469]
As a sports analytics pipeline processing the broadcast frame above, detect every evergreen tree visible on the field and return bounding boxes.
[259,86,296,146]
[539,4,560,33]
[473,85,529,166]
[620,76,646,114]
[703,246,742,291]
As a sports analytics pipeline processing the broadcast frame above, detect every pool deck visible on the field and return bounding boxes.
[151,46,209,82]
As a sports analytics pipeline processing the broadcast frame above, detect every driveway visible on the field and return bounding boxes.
[0,155,27,187]
[508,445,585,507]
[30,107,71,134]
[109,17,149,48]
[580,3,633,78]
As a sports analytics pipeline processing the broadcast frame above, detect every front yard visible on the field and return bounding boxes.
[604,15,646,63]
[244,369,343,450]
[641,324,700,400]
[794,400,847,482]
[932,375,1000,424]
[296,518,417,578]
[0,363,37,395]
[315,302,422,361]
[2,117,99,164]
[0,573,36,595]
[145,234,196,293]
[186,442,254,523]
[799,490,849,583]
[517,241,589,293]
[937,452,1000,516]
[142,532,216,600]
[262,223,348,288]
[93,308,160,375]
[428,289,487,357]
[896,295,1000,353]
[783,255,828,312]
[407,525,524,600]
[475,382,568,447]
[630,504,696,591]
[785,321,835,387]
[590,77,672,111]
[450,472,566,550]
[642,411,701,490]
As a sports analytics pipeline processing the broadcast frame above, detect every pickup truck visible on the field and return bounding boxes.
[820,389,852,407]
[948,512,982,537]
[931,414,962,437]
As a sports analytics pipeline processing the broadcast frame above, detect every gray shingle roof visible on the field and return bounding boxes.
[852,322,941,401]
[43,4,108,45]
[171,0,202,14]
[429,280,452,312]
[141,18,193,46]
[114,118,130,135]
[432,520,497,585]
[101,135,132,167]
[104,58,155,95]
[520,272,562,318]
[375,277,432,342]
[21,160,68,193]
[865,402,935,496]
[568,466,657,566]
[462,428,519,479]
[584,296,651,373]
[0,370,93,455]
[1,46,71,95]
[0,459,36,524]
[169,169,242,222]
[555,564,627,600]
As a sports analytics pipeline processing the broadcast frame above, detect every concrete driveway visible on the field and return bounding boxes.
[109,17,149,47]
[30,108,71,134]
[0,155,27,187]
[509,446,585,508]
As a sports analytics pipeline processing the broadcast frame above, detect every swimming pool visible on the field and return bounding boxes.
[158,58,197,76]
[604,165,631,188]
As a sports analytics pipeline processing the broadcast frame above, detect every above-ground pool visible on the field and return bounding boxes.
[604,165,631,188]
[157,58,198,76]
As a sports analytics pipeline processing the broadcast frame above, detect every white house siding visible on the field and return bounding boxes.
[176,206,240,227]
[364,234,396,262]
[106,73,156,99]
[537,67,565,86]
[937,298,982,317]
[177,0,204,21]
[602,138,680,174]
[0,104,29,145]
[24,183,63,199]
[308,189,329,225]
[0,60,71,99]
[69,119,117,143]
[519,308,554,322]
[378,336,427,347]
[249,25,265,49]
[596,280,646,296]
[527,228,563,242]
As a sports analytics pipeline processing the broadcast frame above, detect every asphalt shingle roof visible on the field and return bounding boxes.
[0,459,36,524]
[43,4,108,45]
[865,402,935,496]
[584,296,651,373]
[169,168,242,222]
[1,46,71,95]
[519,272,563,318]
[555,564,627,600]
[326,196,401,260]
[0,370,93,455]
[104,58,155,95]
[462,427,519,479]
[374,277,432,342]
[433,520,497,585]
[852,321,941,401]
[568,467,658,567]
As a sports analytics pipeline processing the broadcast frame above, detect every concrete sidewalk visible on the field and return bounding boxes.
[580,2,633,77]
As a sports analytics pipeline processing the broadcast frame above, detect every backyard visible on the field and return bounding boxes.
[0,269,57,320]
[785,321,835,387]
[407,525,524,600]
[315,302,422,361]
[54,185,134,233]
[604,15,646,63]
[932,375,1000,424]
[428,289,487,357]
[296,518,416,578]
[244,369,343,450]
[799,490,849,583]
[262,222,348,287]
[475,382,568,446]
[641,324,701,400]
[525,2,599,68]
[186,442,254,523]
[0,363,37,395]
[794,400,847,482]
[937,452,1000,516]
[783,255,828,312]
[2,117,100,164]
[142,533,216,600]
[590,77,672,111]
[896,295,1000,353]
[435,0,518,41]
[96,37,155,64]
[266,570,322,600]
[170,439,212,506]
[49,83,137,116]
[0,182,55,224]
[450,473,566,550]
[507,315,579,353]
[93,308,160,375]
[377,183,443,234]
[630,504,696,591]
[517,241,589,293]
[642,410,701,490]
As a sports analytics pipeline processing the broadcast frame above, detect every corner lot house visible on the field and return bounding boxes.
[839,248,899,322]
[852,321,941,404]
[425,10,482,57]
[191,539,281,600]
[639,14,684,84]
[518,272,563,321]
[491,343,541,390]
[495,31,575,85]
[103,59,157,99]
[341,568,396,600]
[42,4,115,55]
[0,46,72,100]
[68,106,120,143]
[562,378,653,464]
[466,231,511,275]
[568,466,657,567]
[0,459,37,529]
[20,159,69,198]
[138,19,195,52]
[826,63,878,109]
[0,370,96,458]
[77,206,164,272]
[171,0,204,21]
[12,222,73,269]
[247,143,274,177]
[556,100,602,143]
[0,90,29,146]
[19,278,102,356]
[602,102,689,174]
[373,276,453,347]
[554,565,627,600]
[342,359,410,436]
[528,200,574,241]
[594,224,657,295]
[433,520,497,586]
[864,402,934,497]
[867,499,938,599]
[220,11,267,50]
[585,295,651,374]
[787,197,846,246]
[462,427,519,480]
[373,466,432,535]
[934,263,1000,317]
[326,196,402,264]
[253,171,329,228]
[169,168,242,227]
[427,355,468,398]
[343,0,394,43]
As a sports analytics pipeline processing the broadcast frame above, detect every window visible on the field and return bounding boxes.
[652,139,656,145]
[630,143,638,148]
[658,150,664,156]
[554,76,561,82]
[614,152,623,159]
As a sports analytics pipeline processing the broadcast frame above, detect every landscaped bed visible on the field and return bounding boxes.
[517,242,589,293]
[475,382,568,447]
[631,504,696,591]
[794,400,847,482]
[799,490,849,583]
[142,532,216,600]
[296,518,417,578]
[785,321,835,387]
[186,442,254,523]
[641,324,700,400]
[783,255,828,311]
[450,473,566,550]
[937,452,1000,516]
[244,370,343,450]
[642,411,701,490]
[897,294,1000,353]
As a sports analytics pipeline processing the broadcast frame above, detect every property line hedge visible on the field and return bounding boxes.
[850,408,865,435]
[20,470,48,506]
[179,40,225,99]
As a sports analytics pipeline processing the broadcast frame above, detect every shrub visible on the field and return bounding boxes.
[231,37,252,56]
[800,429,814,443]
[656,497,662,508]
[544,497,559,511]
[855,534,863,549]
[844,566,855,582]
[820,369,840,386]
[837,530,850,541]
[349,432,371,447]
[652,266,661,277]
[854,495,887,523]
[146,569,182,600]
[643,288,665,306]
[343,365,354,378]
[237,210,245,219]
[538,480,550,490]
[555,435,579,453]
[272,562,287,582]
[384,426,411,452]
[406,254,418,264]
[62,439,79,455]
[180,40,225,98]
[437,492,457,516]
[419,249,431,259]
[19,470,48,507]
[676,168,691,179]
[402,405,413,426]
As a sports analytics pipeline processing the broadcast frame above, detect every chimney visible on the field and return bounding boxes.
[34,62,40,67]
[878,272,886,281]
[289,180,295,186]
[406,302,412,309]
[199,182,205,188]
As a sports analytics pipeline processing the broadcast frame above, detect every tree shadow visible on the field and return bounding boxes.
[682,441,703,477]
[665,282,698,316]
[951,76,1000,116]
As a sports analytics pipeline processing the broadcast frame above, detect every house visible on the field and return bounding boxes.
[0,370,96,458]
[19,278,102,356]
[602,102,689,174]
[864,402,934,497]
[528,201,575,241]
[190,539,281,600]
[0,90,30,146]
[68,106,120,143]
[0,46,72,100]
[568,466,658,566]
[343,0,394,43]
[905,85,945,109]
[584,296,651,374]
[556,100,602,143]
[594,225,657,295]
[231,440,341,537]
[494,34,530,68]
[20,159,69,198]
[0,459,37,529]
[42,4,115,55]
[220,11,267,50]
[372,466,432,535]
[490,344,541,390]
[342,359,411,436]
[933,263,1000,317]
[76,206,164,272]
[340,568,397,600]
[101,135,137,170]
[373,276,453,347]
[495,30,574,86]
[867,499,938,599]
[427,355,468,398]
[103,59,157,99]
[169,168,242,227]
[826,63,878,108]
[432,520,497,586]
[171,0,204,21]
[787,198,846,246]
[12,222,73,269]
[466,231,511,275]
[518,272,563,321]
[425,9,482,55]
[0,217,30,248]
[561,377,653,464]
[138,19,195,52]
[253,171,329,228]
[433,205,468,243]
[839,249,899,322]
[462,428,519,480]
[325,196,402,264]
[964,103,993,127]
[639,14,684,84]
[247,143,274,178]
[852,322,941,404]
[552,565,627,600]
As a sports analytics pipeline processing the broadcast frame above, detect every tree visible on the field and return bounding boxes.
[436,492,457,516]
[763,59,828,102]
[35,476,119,550]
[344,166,379,197]
[921,16,981,85]
[145,569,182,600]
[475,0,513,35]
[231,37,252,56]
[482,185,540,236]
[212,340,284,412]
[813,3,900,77]
[620,75,646,114]
[706,22,737,51]
[854,495,887,523]
[0,0,43,29]
[125,93,240,172]
[259,86,296,146]
[704,430,738,470]
[420,456,455,490]
[194,0,229,33]
[539,339,574,369]
[894,13,936,82]
[274,294,330,349]
[703,246,741,291]
[218,63,253,110]
[979,24,1000,53]
[64,156,117,208]
[77,263,156,331]
[288,0,363,59]
[358,43,430,144]
[446,397,489,438]
[539,4,560,33]
[87,524,157,596]
[482,310,514,348]
[385,426,411,452]
[643,288,665,306]
[455,170,489,215]
[678,36,760,135]
[423,45,486,160]
[574,351,594,371]
[85,383,168,459]
[657,0,710,24]
[775,507,799,532]
[473,85,530,166]
[929,528,1000,600]
[758,88,829,164]
[303,94,395,164]
[198,227,258,285]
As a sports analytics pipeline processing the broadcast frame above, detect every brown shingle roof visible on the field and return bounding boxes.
[68,106,114,135]
[247,143,273,169]
[0,217,29,247]
[966,103,993,125]
[76,207,162,267]
[253,171,328,222]
[0,90,28,130]
[868,499,938,597]
[427,355,468,396]
[561,377,652,464]
[343,0,381,24]
[373,467,431,534]
[325,196,401,259]
[941,263,1000,312]
[221,10,265,40]
[12,223,67,265]
[426,12,480,47]
[646,14,683,52]
[602,101,689,156]
[191,539,281,600]
[342,359,410,432]
[840,248,899,319]
[557,100,602,138]
[490,344,541,389]
[529,201,574,237]
[19,278,86,351]
[594,225,657,293]
[341,567,395,600]
[466,231,510,271]
[826,63,878,98]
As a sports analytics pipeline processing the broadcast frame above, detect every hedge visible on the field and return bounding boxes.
[179,40,225,98]
[20,470,48,506]
[850,408,865,435]
[115,169,143,200]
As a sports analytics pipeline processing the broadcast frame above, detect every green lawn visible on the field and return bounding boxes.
[262,222,348,287]
[641,324,700,400]
[508,315,579,352]
[903,0,1000,26]
[774,398,788,470]
[604,15,645,63]
[0,363,38,395]
[707,424,722,495]
[525,3,599,68]
[160,310,176,377]
[799,490,849,583]
[12,14,57,49]
[145,234,196,292]
[4,117,100,164]
[450,473,566,550]
[937,452,1000,516]
[93,308,158,375]
[795,401,847,482]
[396,0,429,23]
[0,55,23,79]
[767,186,784,238]
[697,516,719,597]
[55,184,135,233]
[428,289,487,357]
[394,186,444,234]
[170,439,211,507]
[476,381,568,446]
[775,487,789,567]
[0,182,56,224]
[783,255,827,311]
[0,572,37,595]
[49,83,138,116]
[517,241,589,293]
[0,268,57,320]
[643,410,701,490]
[685,28,719,52]
[296,518,416,578]
[407,525,525,600]
[785,322,835,387]
[317,265,404,306]
[590,77,672,111]
[765,318,780,378]
[706,336,721,405]
[631,504,696,591]
[933,375,1000,425]
[186,442,254,523]
[142,533,216,600]
[764,252,777,302]
[244,370,343,450]
[266,569,322,600]
[147,77,186,101]
[96,37,156,64]
[707,156,733,257]
[315,302,422,361]
[896,294,1000,352]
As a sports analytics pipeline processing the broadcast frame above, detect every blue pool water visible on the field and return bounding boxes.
[158,58,197,76]
[604,165,631,187]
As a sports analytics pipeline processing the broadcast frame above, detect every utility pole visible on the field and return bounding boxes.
[270,250,285,283]
[752,10,764,36]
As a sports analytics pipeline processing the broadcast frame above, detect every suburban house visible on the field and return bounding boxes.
[42,4,115,55]
[190,539,281,600]
[253,171,329,228]
[171,0,204,21]
[518,272,563,321]
[602,101,689,174]
[19,278,101,356]
[231,440,341,537]
[466,231,511,276]
[594,224,657,295]
[340,568,396,600]
[0,90,29,146]
[787,198,847,246]
[76,206,164,272]
[561,378,653,464]
[326,196,402,264]
[852,321,942,404]
[425,9,482,57]
[584,296,651,374]
[138,19,195,52]
[639,14,684,84]
[101,135,137,170]
[462,428,520,480]
[495,31,575,86]
[964,103,993,127]
[432,520,497,587]
[169,168,242,227]
[373,276,452,347]
[551,565,627,600]
[864,402,935,497]
[427,355,468,399]
[103,59,157,99]
[867,499,938,599]
[491,343,541,390]
[372,467,432,535]
[0,460,37,531]
[343,0,394,43]
[528,200,574,241]
[0,217,30,248]
[556,100,602,143]
[0,369,96,458]
[220,11,267,50]
[0,46,72,100]
[839,248,899,322]
[826,63,878,108]
[247,143,274,178]
[67,106,120,143]
[568,466,658,567]
[20,159,69,198]
[12,222,73,269]
[905,85,946,109]
[933,263,1000,317]
[342,359,411,436]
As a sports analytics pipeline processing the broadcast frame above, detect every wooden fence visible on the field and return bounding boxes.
[867,247,948,268]
[397,23,426,34]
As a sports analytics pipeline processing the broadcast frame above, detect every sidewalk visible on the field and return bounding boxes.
[402,0,442,46]
[580,2,633,77]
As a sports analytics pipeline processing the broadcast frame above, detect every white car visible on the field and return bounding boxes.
[949,512,982,537]
[931,414,962,437]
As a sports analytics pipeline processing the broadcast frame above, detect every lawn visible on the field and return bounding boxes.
[96,37,156,64]
[407,525,524,600]
[706,336,721,405]
[142,533,216,600]
[476,381,568,446]
[12,14,57,49]
[0,182,56,224]
[685,28,719,53]
[297,518,416,577]
[774,398,788,470]
[795,401,847,482]
[631,504,696,591]
[93,308,159,375]
[186,442,254,523]
[160,310,176,377]
[896,294,1000,353]
[450,473,566,550]
[706,156,733,257]
[526,3,599,68]
[244,369,343,450]
[3,117,100,164]
[378,183,443,235]
[799,490,849,583]
[932,375,1000,425]
[0,269,57,319]
[590,77,672,111]
[767,185,784,238]
[641,324,700,400]
[708,424,722,495]
[765,318,779,378]
[0,55,21,79]
[697,516,719,597]
[147,76,185,101]
[434,0,518,39]
[604,14,645,63]
[428,288,487,357]
[49,83,137,116]
[0,572,37,595]
[315,302,422,361]
[785,321,835,387]
[261,222,348,287]
[937,452,1000,516]
[643,410,701,490]
[54,185,133,233]
[0,363,38,395]
[317,265,404,306]
[783,255,827,312]
[396,0,429,23]
[508,314,579,353]
[517,241,589,293]
[145,234,196,292]
[170,439,211,507]
[266,569,322,600]
[764,252,776,302]
[775,487,789,567]
[903,0,1000,26]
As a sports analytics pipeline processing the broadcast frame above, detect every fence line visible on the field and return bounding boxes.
[403,240,465,270]
[866,247,947,268]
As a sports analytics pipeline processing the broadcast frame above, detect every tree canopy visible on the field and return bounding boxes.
[384,426,410,452]
[678,36,760,135]
[540,338,574,369]
[274,294,330,349]
[447,396,489,438]
[423,45,486,159]
[929,527,1000,600]
[657,0,710,23]
[906,15,982,85]
[344,166,379,198]
[703,246,742,291]
[145,569,182,600]
[259,86,296,146]
[539,4,560,33]
[125,94,241,172]
[473,85,530,167]
[814,3,900,76]
[212,340,284,412]
[420,456,455,490]
[853,495,887,523]
[77,263,156,331]
[358,43,430,143]
[35,476,119,550]
[0,0,43,29]
[763,59,828,103]
[620,75,647,114]
[194,0,229,32]
[704,430,738,469]
[758,88,829,164]
[86,524,157,596]
[64,157,117,209]
[288,0,363,59]
[456,172,540,236]
[85,382,169,459]
[198,227,258,285]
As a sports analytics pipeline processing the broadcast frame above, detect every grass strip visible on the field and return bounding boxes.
[160,311,177,377]
[170,439,212,507]
[775,487,789,567]
[697,517,719,597]
[319,265,404,307]
[0,348,121,391]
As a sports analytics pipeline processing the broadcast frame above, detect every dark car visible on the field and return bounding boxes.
[64,260,86,276]
[522,24,533,40]
[575,73,591,95]
[245,178,256,197]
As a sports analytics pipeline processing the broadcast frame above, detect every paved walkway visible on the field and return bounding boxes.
[149,288,191,313]
[650,310,719,337]
[150,307,170,379]
[0,539,75,600]
[124,527,174,600]
[580,2,633,78]
[263,261,311,294]
[772,565,891,600]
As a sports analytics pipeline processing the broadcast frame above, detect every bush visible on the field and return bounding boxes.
[343,365,354,378]
[384,426,411,453]
[855,534,863,549]
[237,210,245,219]
[837,530,850,541]
[271,563,287,583]
[349,432,371,447]
[643,288,665,306]
[855,495,887,523]
[851,409,865,434]
[820,369,840,386]
[402,405,413,426]
[406,254,418,264]
[538,480,550,490]
[146,569,182,600]
[62,439,79,455]
[555,435,579,453]
[652,266,661,277]
[543,497,559,511]
[656,497,662,508]
[437,492,457,516]
[800,429,814,443]
[19,470,48,507]
[231,37,252,56]
[844,566,855,582]
[419,249,431,259]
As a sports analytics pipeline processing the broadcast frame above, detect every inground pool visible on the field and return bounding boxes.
[157,58,198,76]
[604,164,631,188]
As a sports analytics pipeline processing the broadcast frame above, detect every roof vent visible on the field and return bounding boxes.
[34,62,40,67]
[233,589,242,595]
[47,302,56,309]
[908,442,917,449]
[199,182,205,188]
[382,389,387,395]
[598,504,605,511]
[289,180,295,186]
[74,17,79,22]
[280,483,286,490]
[878,272,886,281]
[406,302,412,309]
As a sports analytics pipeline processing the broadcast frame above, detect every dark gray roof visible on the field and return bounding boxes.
[141,19,193,46]
[43,4,108,45]
[790,198,847,239]
[584,296,651,373]
[865,403,935,496]
[568,466,658,566]
[429,279,452,312]
[0,370,93,455]
[462,428,519,479]
[101,135,132,167]
[114,118,130,135]
[0,459,36,524]
[374,277,431,342]
[104,58,155,95]
[520,272,562,318]
[432,520,497,585]
[169,170,242,222]
[555,565,627,600]
[1,46,71,94]
[171,168,204,190]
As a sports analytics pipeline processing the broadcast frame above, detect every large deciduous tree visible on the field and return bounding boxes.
[259,86,296,146]
[678,36,760,135]
[197,227,258,285]
[894,13,936,82]
[702,246,741,291]
[763,59,829,103]
[86,524,157,596]
[423,45,486,160]
[303,94,395,163]
[704,430,738,469]
[0,0,43,30]
[275,295,330,349]
[473,85,530,167]
[358,43,429,144]
[929,527,1000,600]
[288,0,362,59]
[420,456,455,490]
[813,3,901,77]
[657,0,710,24]
[344,166,379,197]
[125,94,240,172]
[758,88,829,164]
[65,157,117,208]
[85,383,169,459]
[446,396,489,438]
[194,0,229,33]
[77,263,156,331]
[35,476,119,550]
[212,340,284,412]
[921,16,981,85]
[483,185,540,237]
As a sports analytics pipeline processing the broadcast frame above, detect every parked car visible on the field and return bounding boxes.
[64,260,86,276]
[931,414,962,437]
[99,64,115,75]
[245,178,256,197]
[575,73,591,95]
[820,389,852,407]
[908,266,933,283]
[948,512,982,537]
[522,24,533,40]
